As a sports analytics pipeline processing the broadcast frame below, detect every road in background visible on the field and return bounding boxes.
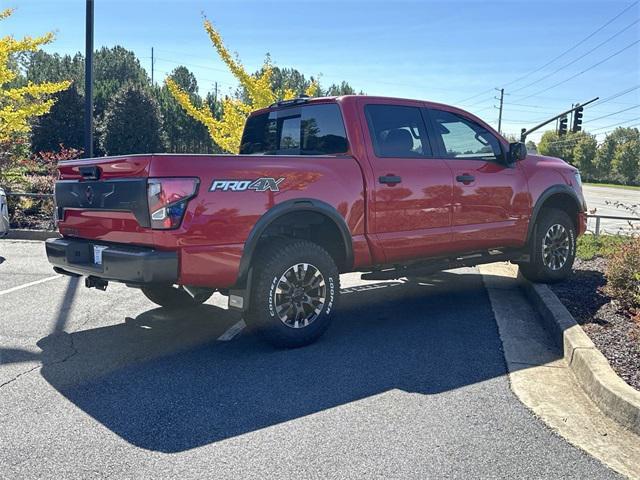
[583,184,640,235]
[0,240,618,479]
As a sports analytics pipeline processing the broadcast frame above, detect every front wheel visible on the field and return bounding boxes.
[141,285,213,309]
[519,208,576,283]
[245,239,340,348]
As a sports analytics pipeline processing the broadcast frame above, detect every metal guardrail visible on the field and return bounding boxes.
[586,214,639,236]
[5,192,56,228]
[6,192,53,199]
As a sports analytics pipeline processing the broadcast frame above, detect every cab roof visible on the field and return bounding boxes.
[253,94,475,117]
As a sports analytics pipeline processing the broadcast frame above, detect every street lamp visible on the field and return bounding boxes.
[84,0,94,158]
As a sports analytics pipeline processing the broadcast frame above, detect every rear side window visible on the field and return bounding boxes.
[240,103,348,155]
[365,104,432,158]
[428,109,502,161]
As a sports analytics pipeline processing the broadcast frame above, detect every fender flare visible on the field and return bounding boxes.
[526,184,583,244]
[235,198,354,287]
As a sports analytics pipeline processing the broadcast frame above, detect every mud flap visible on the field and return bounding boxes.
[228,267,253,312]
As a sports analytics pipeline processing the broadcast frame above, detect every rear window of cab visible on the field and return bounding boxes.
[240,103,349,155]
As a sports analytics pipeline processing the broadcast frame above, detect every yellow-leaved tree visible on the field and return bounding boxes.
[166,17,318,153]
[0,8,71,144]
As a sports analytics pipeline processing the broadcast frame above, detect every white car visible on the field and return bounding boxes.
[0,187,9,236]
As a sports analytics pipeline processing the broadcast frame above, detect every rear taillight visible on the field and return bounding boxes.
[147,178,199,229]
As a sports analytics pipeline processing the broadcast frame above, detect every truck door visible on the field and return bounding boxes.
[424,107,529,252]
[361,102,454,264]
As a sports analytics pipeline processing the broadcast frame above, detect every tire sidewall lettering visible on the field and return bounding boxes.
[569,227,575,256]
[268,276,278,317]
[325,276,335,315]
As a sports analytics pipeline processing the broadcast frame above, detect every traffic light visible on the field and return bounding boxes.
[558,115,568,136]
[572,105,584,133]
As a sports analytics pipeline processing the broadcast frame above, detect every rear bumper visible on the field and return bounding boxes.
[45,237,178,285]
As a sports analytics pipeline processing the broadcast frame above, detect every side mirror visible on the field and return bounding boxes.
[508,142,527,163]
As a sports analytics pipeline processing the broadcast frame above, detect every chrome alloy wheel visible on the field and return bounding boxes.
[542,224,570,271]
[273,263,327,328]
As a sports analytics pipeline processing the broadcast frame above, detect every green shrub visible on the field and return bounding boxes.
[4,147,80,230]
[604,237,640,317]
[576,235,631,260]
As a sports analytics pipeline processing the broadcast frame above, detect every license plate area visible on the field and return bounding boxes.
[66,243,91,264]
[93,245,108,265]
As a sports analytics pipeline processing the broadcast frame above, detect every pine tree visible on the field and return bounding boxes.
[101,85,163,155]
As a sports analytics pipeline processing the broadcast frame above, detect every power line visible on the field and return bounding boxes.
[590,84,640,106]
[509,19,640,94]
[499,106,639,124]
[154,57,229,74]
[543,135,600,148]
[503,91,640,115]
[456,88,495,104]
[471,106,495,113]
[584,104,640,123]
[518,39,640,101]
[501,118,547,124]
[590,116,640,131]
[481,87,640,127]
[154,69,237,90]
[458,2,639,103]
[504,105,640,130]
[543,124,640,146]
[505,102,550,109]
[501,107,549,114]
[460,95,496,108]
[544,137,593,147]
[502,106,557,115]
[502,1,639,89]
[154,50,473,95]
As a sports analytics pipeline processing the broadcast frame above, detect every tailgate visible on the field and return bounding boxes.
[55,155,154,245]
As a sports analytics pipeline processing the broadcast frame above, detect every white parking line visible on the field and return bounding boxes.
[0,275,61,296]
[217,319,246,341]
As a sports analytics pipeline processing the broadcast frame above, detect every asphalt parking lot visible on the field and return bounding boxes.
[0,240,620,479]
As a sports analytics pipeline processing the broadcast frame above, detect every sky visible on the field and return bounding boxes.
[3,0,640,142]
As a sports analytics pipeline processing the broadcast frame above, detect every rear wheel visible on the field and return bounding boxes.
[141,285,213,309]
[245,239,340,348]
[519,208,576,283]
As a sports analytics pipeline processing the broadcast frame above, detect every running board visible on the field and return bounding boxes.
[361,251,529,281]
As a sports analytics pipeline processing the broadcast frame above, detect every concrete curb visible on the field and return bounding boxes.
[3,229,60,241]
[520,273,640,435]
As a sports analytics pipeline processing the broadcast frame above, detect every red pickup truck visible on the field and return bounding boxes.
[47,95,587,347]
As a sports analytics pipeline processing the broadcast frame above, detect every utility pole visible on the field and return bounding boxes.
[569,103,574,130]
[84,0,94,158]
[151,47,154,86]
[213,81,218,117]
[496,88,504,134]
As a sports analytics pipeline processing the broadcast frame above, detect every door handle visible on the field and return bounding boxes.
[456,174,475,184]
[379,175,402,185]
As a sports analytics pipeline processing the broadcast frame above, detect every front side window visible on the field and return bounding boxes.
[365,104,432,158]
[240,103,348,155]
[429,109,502,161]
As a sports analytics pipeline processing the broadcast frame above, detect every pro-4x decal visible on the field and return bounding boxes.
[210,177,285,192]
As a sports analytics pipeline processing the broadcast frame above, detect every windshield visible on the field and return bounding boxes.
[240,103,349,155]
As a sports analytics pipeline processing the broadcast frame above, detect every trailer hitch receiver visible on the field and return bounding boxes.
[85,276,108,291]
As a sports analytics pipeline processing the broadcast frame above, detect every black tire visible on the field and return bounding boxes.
[245,239,340,348]
[141,285,213,309]
[519,208,576,283]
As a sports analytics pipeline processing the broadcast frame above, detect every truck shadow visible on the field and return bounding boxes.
[37,270,557,453]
